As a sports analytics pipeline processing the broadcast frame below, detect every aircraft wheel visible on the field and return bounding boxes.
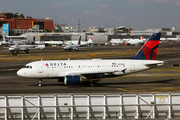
[10,51,14,54]
[82,81,94,87]
[39,79,42,87]
[24,50,29,53]
[84,81,95,87]
[12,53,17,56]
[89,83,95,87]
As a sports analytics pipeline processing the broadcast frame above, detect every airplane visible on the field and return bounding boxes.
[110,39,122,46]
[5,37,45,54]
[17,33,164,87]
[63,36,81,51]
[65,36,93,46]
[125,36,146,46]
[81,36,93,46]
[8,43,45,54]
[0,36,26,45]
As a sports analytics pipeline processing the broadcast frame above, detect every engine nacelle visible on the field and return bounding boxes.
[64,76,81,85]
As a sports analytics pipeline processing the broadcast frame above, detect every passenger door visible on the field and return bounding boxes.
[38,62,43,73]
[130,62,135,71]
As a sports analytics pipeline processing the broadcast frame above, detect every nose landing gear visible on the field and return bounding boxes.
[39,79,42,87]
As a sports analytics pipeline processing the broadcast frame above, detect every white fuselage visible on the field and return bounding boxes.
[65,40,92,46]
[63,44,80,50]
[17,59,164,79]
[9,44,45,51]
[9,45,35,51]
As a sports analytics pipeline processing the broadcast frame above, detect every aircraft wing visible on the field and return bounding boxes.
[3,45,10,49]
[60,69,127,76]
[19,47,36,50]
[72,46,93,49]
[19,45,45,50]
[6,36,26,39]
[20,48,43,50]
[35,45,45,49]
[19,48,29,51]
[3,47,9,49]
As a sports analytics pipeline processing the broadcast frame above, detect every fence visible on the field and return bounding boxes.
[0,93,180,120]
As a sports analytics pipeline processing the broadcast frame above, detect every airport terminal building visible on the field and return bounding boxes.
[0,14,53,33]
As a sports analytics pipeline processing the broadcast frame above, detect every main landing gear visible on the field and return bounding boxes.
[24,50,29,53]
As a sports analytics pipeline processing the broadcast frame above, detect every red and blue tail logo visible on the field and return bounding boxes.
[132,33,161,60]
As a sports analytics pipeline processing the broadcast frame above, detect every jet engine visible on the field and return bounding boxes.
[64,75,86,85]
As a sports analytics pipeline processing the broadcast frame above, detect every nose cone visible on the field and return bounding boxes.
[17,69,26,77]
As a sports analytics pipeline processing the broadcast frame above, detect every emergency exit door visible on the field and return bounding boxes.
[38,62,43,73]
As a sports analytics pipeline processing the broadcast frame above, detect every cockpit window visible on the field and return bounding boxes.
[23,66,32,69]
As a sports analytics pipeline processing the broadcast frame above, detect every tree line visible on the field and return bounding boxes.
[3,12,32,19]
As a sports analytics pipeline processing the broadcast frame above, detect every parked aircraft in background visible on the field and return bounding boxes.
[166,37,179,41]
[65,36,93,46]
[82,36,93,46]
[125,36,146,46]
[63,36,81,51]
[110,39,122,46]
[0,36,25,45]
[17,33,164,87]
[110,36,146,46]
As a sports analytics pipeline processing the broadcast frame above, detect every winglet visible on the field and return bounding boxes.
[132,33,161,60]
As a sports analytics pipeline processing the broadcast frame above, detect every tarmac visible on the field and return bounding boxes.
[0,42,180,95]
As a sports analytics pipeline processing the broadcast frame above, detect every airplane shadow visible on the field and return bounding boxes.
[93,78,177,88]
[26,79,177,88]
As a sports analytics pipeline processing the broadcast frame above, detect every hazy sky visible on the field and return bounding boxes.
[0,0,180,31]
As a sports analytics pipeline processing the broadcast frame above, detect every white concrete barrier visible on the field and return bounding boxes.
[0,93,180,120]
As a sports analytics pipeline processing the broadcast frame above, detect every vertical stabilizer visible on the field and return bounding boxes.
[78,36,81,45]
[132,33,161,60]
[31,36,35,45]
